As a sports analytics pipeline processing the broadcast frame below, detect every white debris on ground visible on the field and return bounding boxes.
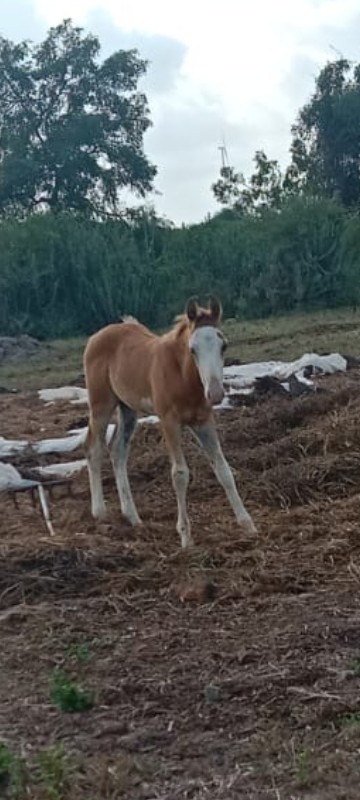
[0,461,55,535]
[0,352,350,475]
[37,459,87,478]
[0,461,26,488]
[34,429,87,455]
[223,352,347,397]
[0,436,30,457]
[38,386,88,405]
[0,461,40,492]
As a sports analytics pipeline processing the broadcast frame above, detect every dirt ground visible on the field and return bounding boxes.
[2,370,360,799]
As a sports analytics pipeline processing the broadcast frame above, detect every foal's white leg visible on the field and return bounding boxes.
[85,421,108,519]
[162,419,192,548]
[191,420,256,533]
[109,404,141,526]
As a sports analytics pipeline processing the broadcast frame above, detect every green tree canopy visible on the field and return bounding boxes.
[212,150,287,215]
[0,19,156,217]
[289,58,360,207]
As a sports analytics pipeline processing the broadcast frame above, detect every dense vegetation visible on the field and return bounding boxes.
[1,22,360,338]
[1,196,358,338]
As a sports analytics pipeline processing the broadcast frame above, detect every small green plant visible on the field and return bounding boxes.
[339,711,360,727]
[295,749,310,785]
[351,658,360,677]
[37,744,71,800]
[203,683,221,703]
[50,669,94,713]
[0,742,26,798]
[67,642,93,663]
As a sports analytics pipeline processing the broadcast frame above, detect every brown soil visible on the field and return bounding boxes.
[1,371,360,798]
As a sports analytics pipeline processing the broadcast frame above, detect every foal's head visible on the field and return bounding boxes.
[185,296,227,406]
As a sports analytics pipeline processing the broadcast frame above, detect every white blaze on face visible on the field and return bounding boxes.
[189,326,225,405]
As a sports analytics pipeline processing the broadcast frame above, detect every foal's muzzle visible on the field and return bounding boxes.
[206,379,225,406]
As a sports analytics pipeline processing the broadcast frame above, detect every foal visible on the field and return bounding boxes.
[84,297,256,547]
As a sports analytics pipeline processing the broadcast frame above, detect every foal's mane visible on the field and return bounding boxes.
[119,308,221,341]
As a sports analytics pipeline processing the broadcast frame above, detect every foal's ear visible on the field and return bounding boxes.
[208,295,222,323]
[186,297,199,322]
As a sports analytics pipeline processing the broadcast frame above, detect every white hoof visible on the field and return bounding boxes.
[180,535,194,549]
[123,507,142,526]
[239,517,257,534]
[92,504,107,520]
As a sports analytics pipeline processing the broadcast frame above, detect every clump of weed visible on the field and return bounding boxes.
[67,642,93,663]
[350,657,360,677]
[50,669,94,713]
[295,749,310,786]
[82,753,151,798]
[36,744,72,800]
[339,710,360,727]
[0,742,26,798]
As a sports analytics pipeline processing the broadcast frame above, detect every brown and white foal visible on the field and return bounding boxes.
[84,297,256,547]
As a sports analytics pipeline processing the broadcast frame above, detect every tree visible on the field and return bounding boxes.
[212,150,286,214]
[212,165,248,210]
[0,19,156,217]
[289,58,360,207]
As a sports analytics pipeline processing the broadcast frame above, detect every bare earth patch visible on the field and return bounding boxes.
[1,371,360,798]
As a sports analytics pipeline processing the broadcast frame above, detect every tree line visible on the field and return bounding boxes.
[0,21,360,338]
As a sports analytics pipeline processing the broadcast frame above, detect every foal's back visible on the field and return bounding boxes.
[84,321,159,413]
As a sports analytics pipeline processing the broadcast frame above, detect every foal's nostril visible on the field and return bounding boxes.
[207,380,224,406]
[214,388,225,405]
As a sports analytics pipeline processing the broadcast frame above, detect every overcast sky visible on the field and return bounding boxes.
[2,0,360,224]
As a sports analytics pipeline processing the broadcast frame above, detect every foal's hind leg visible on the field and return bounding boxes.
[85,409,113,519]
[190,419,256,533]
[109,403,141,526]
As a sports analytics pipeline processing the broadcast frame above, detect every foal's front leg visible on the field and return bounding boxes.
[161,418,192,548]
[191,419,256,533]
